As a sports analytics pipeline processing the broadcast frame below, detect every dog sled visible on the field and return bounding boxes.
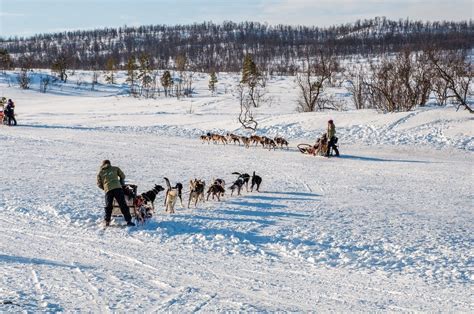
[0,105,4,124]
[111,184,154,223]
[297,142,329,157]
[0,104,7,125]
[298,134,339,157]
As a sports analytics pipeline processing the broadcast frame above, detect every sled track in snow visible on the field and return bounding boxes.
[72,267,109,312]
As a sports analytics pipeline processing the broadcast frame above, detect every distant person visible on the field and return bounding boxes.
[326,120,339,157]
[5,99,17,126]
[97,160,135,227]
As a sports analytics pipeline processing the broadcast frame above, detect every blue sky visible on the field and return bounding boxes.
[0,0,472,38]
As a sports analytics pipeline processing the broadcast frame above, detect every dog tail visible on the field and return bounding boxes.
[232,172,241,176]
[252,171,256,177]
[164,177,171,189]
[176,183,183,196]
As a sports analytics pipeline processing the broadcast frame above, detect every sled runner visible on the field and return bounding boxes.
[297,143,313,154]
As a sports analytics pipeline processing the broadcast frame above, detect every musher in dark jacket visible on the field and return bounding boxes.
[326,120,339,157]
[97,160,135,226]
[5,99,17,126]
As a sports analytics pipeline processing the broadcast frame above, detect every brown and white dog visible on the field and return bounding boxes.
[274,137,289,149]
[226,133,241,145]
[211,134,227,145]
[240,136,251,148]
[188,178,206,208]
[164,178,184,213]
[250,135,263,146]
[262,137,277,150]
[200,134,211,144]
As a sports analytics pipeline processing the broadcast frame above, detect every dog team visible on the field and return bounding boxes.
[200,132,289,150]
[97,159,263,226]
[137,172,262,223]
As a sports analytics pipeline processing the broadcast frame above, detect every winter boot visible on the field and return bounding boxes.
[126,221,136,227]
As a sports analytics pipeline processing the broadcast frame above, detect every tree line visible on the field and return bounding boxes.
[0,17,472,73]
[2,47,472,115]
[296,47,473,114]
[0,18,472,116]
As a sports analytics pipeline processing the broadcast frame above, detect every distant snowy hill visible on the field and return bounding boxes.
[1,18,472,71]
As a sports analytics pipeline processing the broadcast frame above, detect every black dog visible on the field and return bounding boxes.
[140,185,165,206]
[207,183,225,201]
[232,172,250,192]
[230,177,245,196]
[213,178,225,197]
[251,171,262,192]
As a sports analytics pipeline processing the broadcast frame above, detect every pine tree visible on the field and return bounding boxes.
[51,54,69,82]
[175,55,187,98]
[138,54,153,97]
[0,49,12,72]
[240,54,265,108]
[208,71,218,94]
[241,54,259,87]
[125,55,138,95]
[175,54,187,72]
[160,70,173,97]
[18,56,32,89]
[104,57,117,84]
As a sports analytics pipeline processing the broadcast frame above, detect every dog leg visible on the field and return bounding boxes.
[188,194,192,209]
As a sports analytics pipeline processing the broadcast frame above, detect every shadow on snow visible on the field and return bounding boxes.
[0,254,91,269]
[156,219,317,247]
[339,154,434,163]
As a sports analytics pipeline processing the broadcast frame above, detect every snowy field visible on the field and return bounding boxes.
[0,71,473,311]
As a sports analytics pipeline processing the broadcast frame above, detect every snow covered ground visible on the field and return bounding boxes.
[0,71,473,311]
